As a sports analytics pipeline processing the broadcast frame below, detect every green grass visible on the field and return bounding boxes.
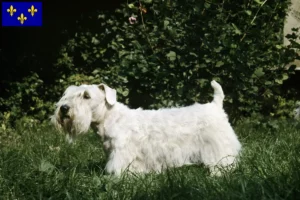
[0,119,300,200]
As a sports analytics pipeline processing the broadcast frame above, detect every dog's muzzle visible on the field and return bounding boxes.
[59,104,71,122]
[60,104,70,114]
[57,104,73,133]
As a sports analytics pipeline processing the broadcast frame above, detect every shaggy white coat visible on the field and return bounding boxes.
[51,80,242,175]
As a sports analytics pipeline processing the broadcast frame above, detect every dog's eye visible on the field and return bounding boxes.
[83,91,90,99]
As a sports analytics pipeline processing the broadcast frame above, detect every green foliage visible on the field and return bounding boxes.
[1,0,299,127]
[1,119,300,199]
[54,0,299,121]
[0,73,53,126]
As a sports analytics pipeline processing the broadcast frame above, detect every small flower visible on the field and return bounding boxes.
[129,16,137,24]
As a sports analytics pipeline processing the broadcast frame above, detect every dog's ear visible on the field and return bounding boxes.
[98,84,117,105]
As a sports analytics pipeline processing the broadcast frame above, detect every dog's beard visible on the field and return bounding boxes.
[57,117,77,143]
[52,111,91,140]
[53,115,90,144]
[60,117,73,134]
[51,102,94,145]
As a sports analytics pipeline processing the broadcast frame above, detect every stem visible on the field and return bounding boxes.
[251,0,268,25]
[139,1,155,54]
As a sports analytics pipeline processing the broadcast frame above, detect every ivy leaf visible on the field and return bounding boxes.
[214,46,223,53]
[282,73,289,81]
[131,40,142,50]
[216,61,224,67]
[122,89,129,97]
[254,0,264,5]
[253,68,265,77]
[128,4,135,9]
[166,51,176,61]
[290,40,300,48]
[100,49,106,54]
[232,23,242,35]
[252,86,258,92]
[91,37,100,45]
[98,14,105,19]
[81,53,88,61]
[143,0,153,4]
[265,81,272,85]
[189,52,198,57]
[164,20,170,29]
[118,50,127,58]
[199,63,207,68]
[204,2,211,8]
[275,79,283,84]
[245,10,252,15]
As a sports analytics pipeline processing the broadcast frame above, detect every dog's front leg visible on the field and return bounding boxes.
[104,138,137,175]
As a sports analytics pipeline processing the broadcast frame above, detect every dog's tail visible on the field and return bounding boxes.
[211,80,224,108]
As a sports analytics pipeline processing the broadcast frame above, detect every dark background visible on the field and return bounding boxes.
[1,0,125,93]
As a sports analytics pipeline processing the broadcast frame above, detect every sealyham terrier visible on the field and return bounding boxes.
[51,80,242,175]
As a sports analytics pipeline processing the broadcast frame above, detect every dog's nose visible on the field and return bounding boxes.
[60,104,70,114]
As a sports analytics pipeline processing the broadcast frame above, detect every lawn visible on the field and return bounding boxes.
[0,119,299,199]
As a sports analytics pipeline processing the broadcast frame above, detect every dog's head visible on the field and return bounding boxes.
[51,83,117,142]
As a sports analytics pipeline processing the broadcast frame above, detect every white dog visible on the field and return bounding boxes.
[51,80,242,175]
